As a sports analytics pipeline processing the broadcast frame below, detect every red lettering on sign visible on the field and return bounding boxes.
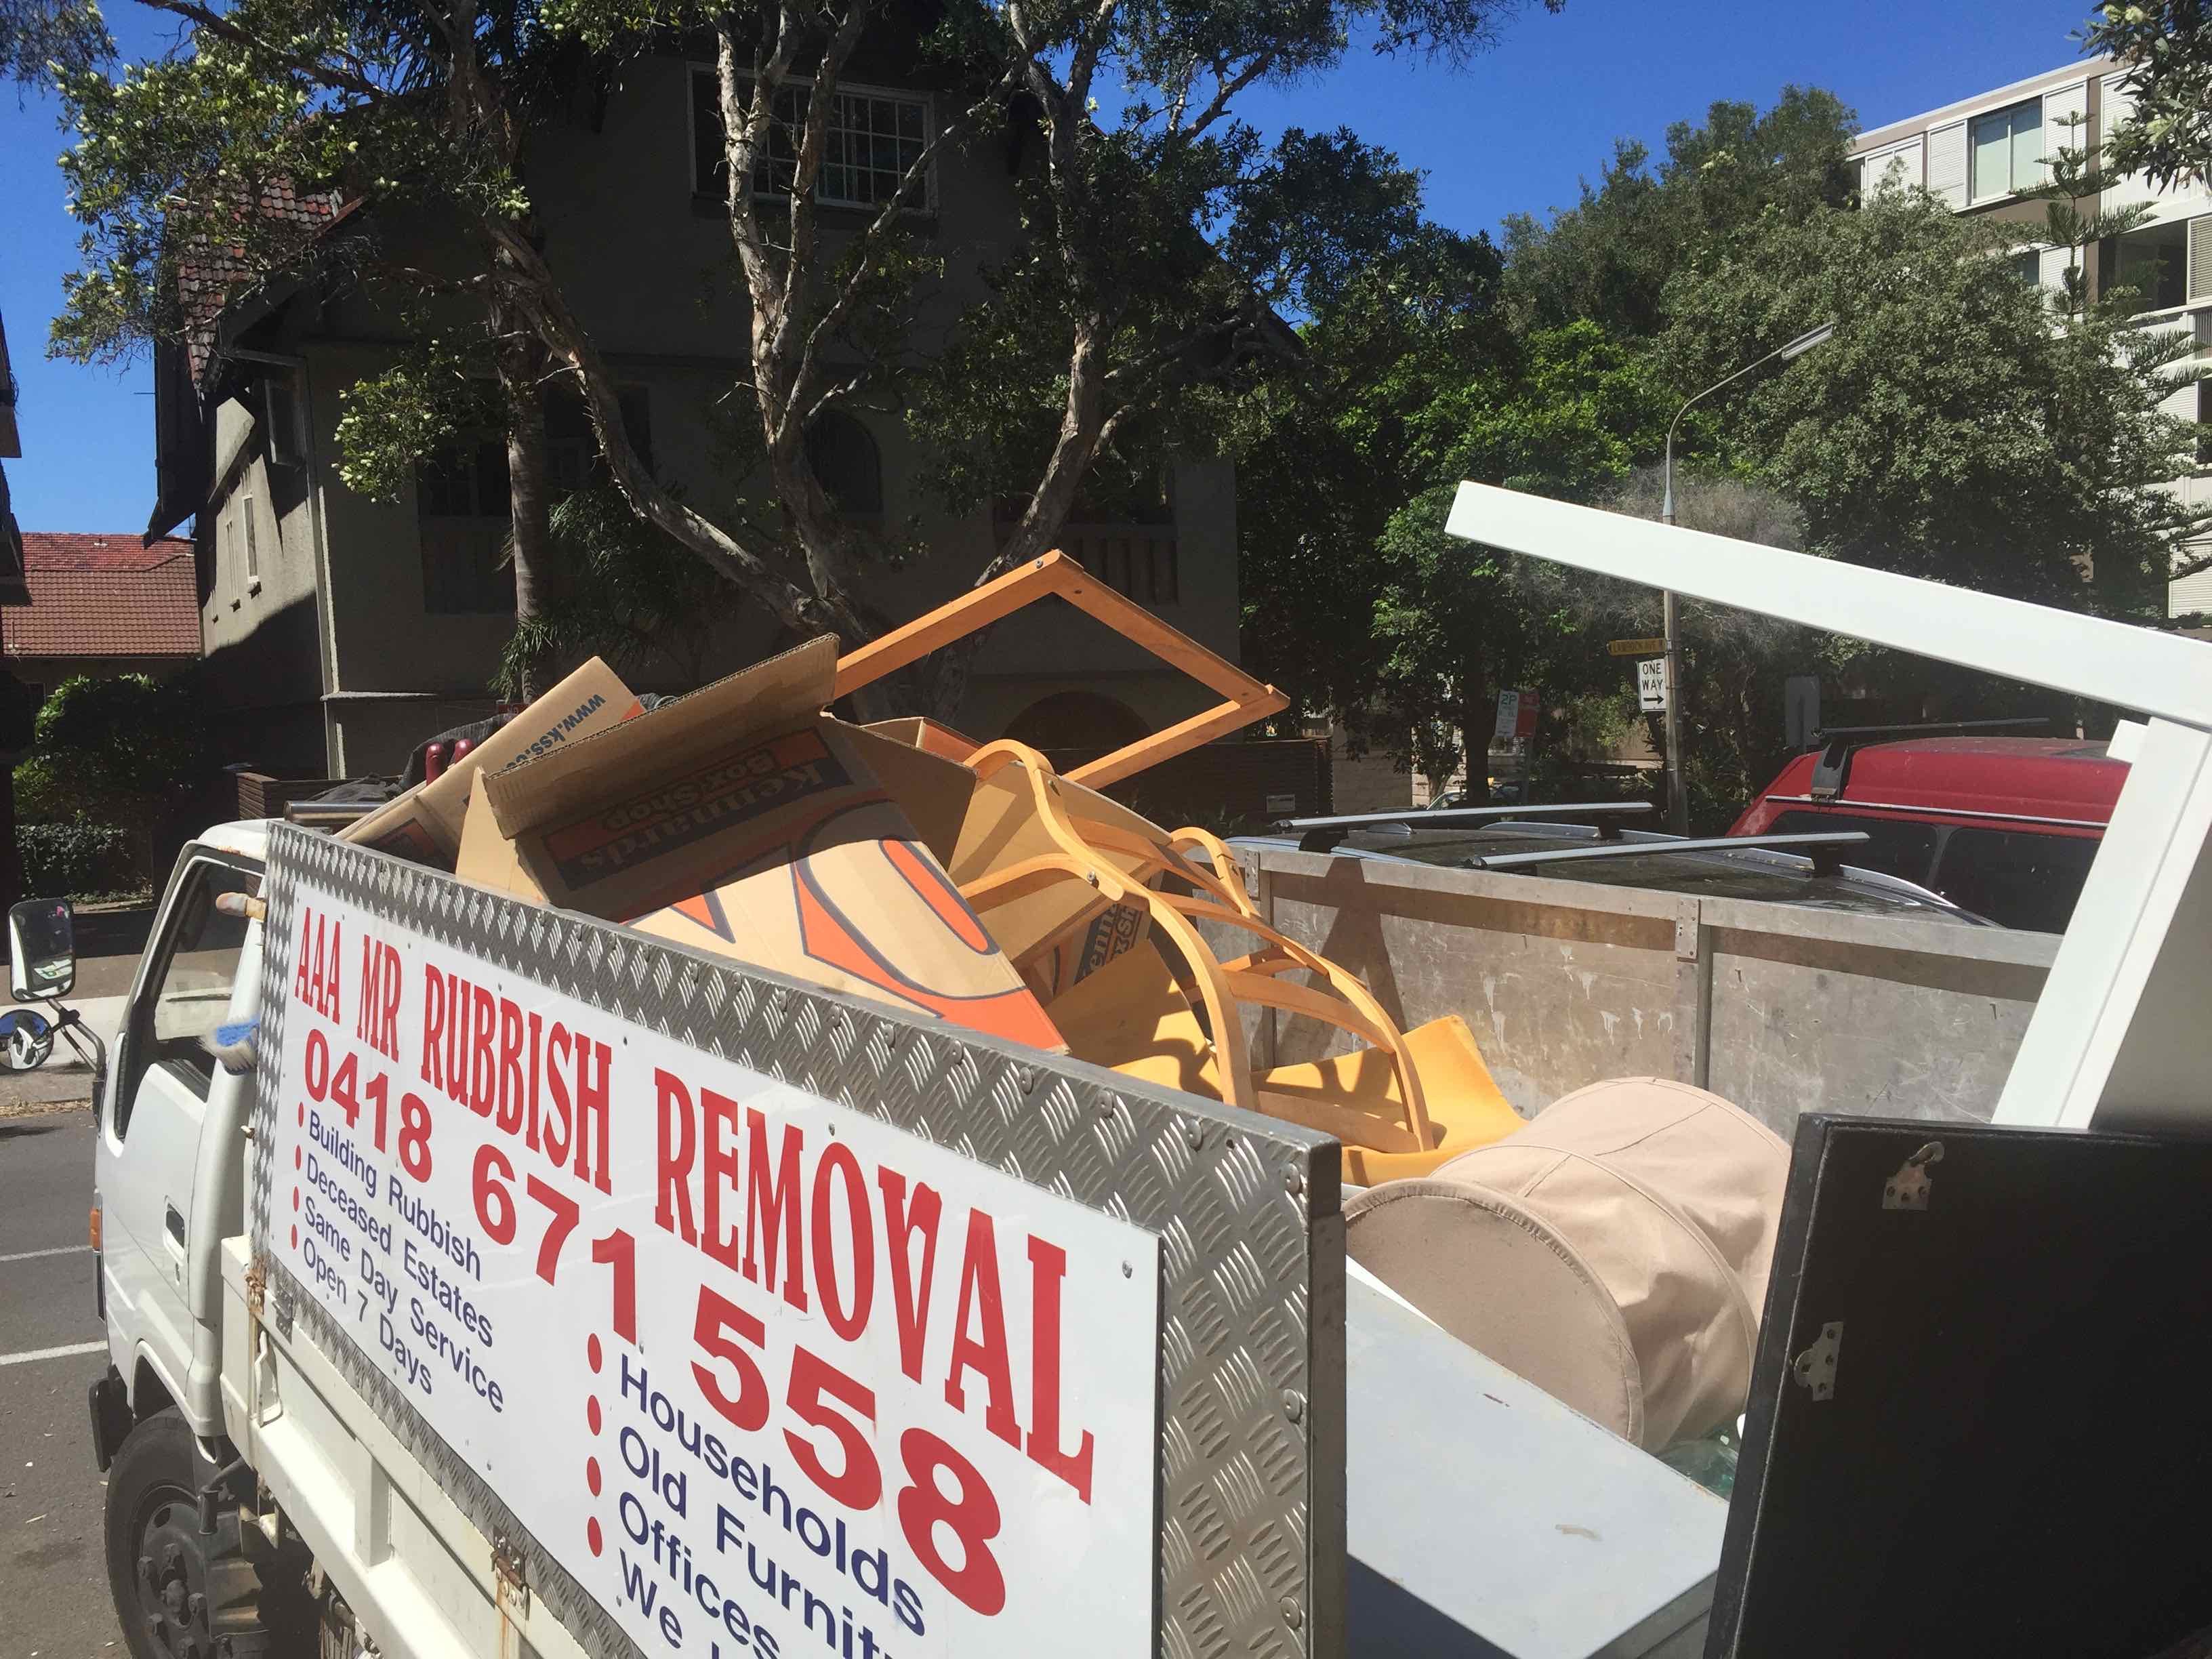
[813,1141,874,1342]
[655,1068,697,1244]
[745,1109,808,1312]
[1025,1235,1094,1502]
[877,1170,944,1386]
[496,999,525,1135]
[945,1209,1019,1452]
[703,1087,743,1270]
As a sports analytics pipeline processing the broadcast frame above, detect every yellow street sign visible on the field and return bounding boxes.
[1607,637,1666,657]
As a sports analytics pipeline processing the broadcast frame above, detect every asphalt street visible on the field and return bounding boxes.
[0,1105,119,1657]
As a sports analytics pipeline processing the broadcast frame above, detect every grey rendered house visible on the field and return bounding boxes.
[1849,58,2212,617]
[152,49,1242,778]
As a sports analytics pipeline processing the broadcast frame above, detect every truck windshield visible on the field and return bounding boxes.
[119,857,260,1126]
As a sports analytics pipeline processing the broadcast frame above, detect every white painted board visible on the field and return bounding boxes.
[272,882,1161,1659]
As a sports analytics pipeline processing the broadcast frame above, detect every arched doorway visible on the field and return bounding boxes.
[1003,690,1149,755]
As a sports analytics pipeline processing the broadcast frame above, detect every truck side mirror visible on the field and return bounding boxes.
[10,898,76,1002]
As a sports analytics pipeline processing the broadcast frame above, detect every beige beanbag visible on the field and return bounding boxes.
[1345,1077,1789,1449]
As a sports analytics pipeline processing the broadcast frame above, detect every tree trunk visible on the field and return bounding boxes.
[1457,670,1492,804]
[495,316,552,703]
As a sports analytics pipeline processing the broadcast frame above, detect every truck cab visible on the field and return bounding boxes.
[84,824,283,1659]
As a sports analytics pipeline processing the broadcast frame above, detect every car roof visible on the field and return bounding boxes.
[1758,737,2126,825]
[1231,822,1984,922]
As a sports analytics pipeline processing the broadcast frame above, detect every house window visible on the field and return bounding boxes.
[546,388,653,495]
[2005,249,2041,286]
[2198,380,2210,469]
[2101,220,2189,312]
[1069,535,1179,605]
[804,409,883,515]
[417,438,514,614]
[415,388,653,615]
[1969,100,2041,201]
[243,495,260,590]
[691,68,930,210]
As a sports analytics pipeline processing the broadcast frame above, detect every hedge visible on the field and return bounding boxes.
[20,822,142,899]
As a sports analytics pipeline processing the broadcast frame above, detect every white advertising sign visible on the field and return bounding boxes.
[272,884,1161,1658]
[1637,657,1670,714]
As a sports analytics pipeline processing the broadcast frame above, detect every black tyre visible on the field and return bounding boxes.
[105,1408,210,1659]
[105,1410,316,1659]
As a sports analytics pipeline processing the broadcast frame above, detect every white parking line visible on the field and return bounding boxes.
[0,1340,104,1368]
[0,1246,88,1265]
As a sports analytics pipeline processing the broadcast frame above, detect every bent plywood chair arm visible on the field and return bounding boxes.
[956,741,1434,1155]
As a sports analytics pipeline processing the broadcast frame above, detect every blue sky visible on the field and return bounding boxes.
[1,0,2100,533]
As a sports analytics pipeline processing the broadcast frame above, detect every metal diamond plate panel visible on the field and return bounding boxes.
[248,825,1343,1659]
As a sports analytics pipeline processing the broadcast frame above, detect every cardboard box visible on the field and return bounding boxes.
[340,656,640,867]
[455,638,1061,1051]
[864,716,980,763]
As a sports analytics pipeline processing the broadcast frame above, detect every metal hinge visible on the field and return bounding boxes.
[1883,1141,1945,1211]
[1792,1321,1842,1402]
[493,1531,531,1621]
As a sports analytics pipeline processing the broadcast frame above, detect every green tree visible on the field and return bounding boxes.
[1361,319,1673,791]
[1499,87,1858,338]
[51,0,1561,709]
[0,0,106,85]
[2087,0,2212,191]
[1231,225,1509,724]
[492,487,728,696]
[1661,186,2207,617]
[17,673,216,823]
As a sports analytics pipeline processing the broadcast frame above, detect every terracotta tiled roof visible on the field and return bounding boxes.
[2,546,201,661]
[20,532,194,573]
[177,182,352,384]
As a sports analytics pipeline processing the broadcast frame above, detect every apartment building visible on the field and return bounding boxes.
[1851,58,2211,617]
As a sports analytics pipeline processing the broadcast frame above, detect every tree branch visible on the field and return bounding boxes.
[134,0,390,100]
[790,65,1024,400]
[485,218,868,642]
[1181,50,1274,139]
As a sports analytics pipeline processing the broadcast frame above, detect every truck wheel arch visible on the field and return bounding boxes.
[129,1350,178,1422]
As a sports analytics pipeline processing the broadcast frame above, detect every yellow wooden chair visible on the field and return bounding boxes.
[956,740,1521,1177]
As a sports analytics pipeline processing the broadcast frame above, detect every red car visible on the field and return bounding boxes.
[1729,726,2128,931]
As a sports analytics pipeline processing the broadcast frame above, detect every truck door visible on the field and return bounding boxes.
[98,850,259,1410]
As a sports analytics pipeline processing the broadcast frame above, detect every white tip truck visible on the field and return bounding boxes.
[49,485,2212,1659]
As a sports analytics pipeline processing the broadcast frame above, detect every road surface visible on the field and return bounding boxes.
[0,1106,121,1656]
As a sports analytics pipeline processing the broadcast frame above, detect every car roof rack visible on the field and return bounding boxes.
[1279,800,1654,854]
[1469,830,1871,878]
[1807,716,2053,802]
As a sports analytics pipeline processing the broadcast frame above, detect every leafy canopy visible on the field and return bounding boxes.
[2087,0,2212,190]
[1660,186,2208,615]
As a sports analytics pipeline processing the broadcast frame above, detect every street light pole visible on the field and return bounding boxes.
[1657,320,1835,835]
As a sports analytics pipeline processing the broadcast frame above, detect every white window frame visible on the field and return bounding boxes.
[687,64,936,214]
[243,493,260,594]
[1968,98,2043,205]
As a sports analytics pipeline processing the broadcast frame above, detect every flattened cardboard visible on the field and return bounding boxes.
[837,721,973,865]
[483,638,835,841]
[627,800,1064,1052]
[341,655,639,866]
[454,650,1060,1052]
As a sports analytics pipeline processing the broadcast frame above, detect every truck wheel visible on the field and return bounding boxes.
[106,1410,314,1659]
[106,1408,212,1659]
